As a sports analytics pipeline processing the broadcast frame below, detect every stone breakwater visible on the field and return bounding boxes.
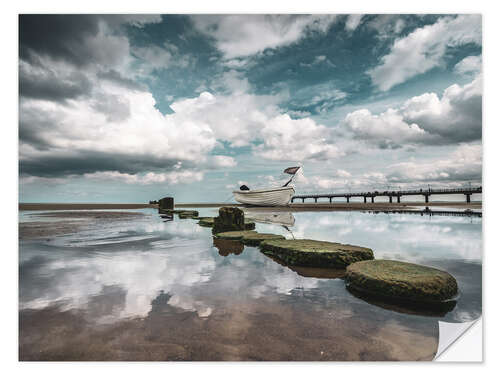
[159,206,459,312]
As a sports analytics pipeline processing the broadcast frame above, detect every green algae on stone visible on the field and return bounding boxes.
[212,207,245,234]
[160,208,199,217]
[259,239,374,268]
[214,230,255,241]
[178,210,199,219]
[199,217,255,229]
[345,260,458,303]
[198,217,215,227]
[215,230,285,246]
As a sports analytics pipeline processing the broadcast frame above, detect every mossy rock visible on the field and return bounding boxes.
[198,217,215,227]
[212,207,245,234]
[199,217,255,229]
[213,238,244,256]
[259,239,374,268]
[160,208,198,216]
[243,220,256,230]
[345,260,458,304]
[178,210,199,219]
[215,230,285,246]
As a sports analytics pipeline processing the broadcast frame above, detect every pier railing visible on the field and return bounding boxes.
[292,186,482,204]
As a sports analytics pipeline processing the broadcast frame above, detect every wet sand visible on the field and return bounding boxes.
[19,294,437,361]
[19,211,145,239]
[19,203,157,211]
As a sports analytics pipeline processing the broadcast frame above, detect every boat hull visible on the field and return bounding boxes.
[233,186,295,207]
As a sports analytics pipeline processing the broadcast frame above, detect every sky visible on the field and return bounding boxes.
[18,14,482,203]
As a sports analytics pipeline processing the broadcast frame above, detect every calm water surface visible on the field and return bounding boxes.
[19,208,482,360]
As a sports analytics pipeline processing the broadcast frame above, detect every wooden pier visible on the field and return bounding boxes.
[368,208,482,218]
[292,186,482,204]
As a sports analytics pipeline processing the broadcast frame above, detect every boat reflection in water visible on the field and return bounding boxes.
[243,210,295,227]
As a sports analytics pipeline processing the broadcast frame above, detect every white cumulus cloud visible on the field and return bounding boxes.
[368,15,481,91]
[191,15,337,59]
[344,75,482,148]
[454,55,482,75]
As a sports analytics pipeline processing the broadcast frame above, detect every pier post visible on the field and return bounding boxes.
[329,197,332,203]
[466,194,471,203]
[364,196,367,203]
[302,198,305,203]
[397,195,401,203]
[389,196,393,203]
[424,194,429,203]
[371,196,374,203]
[314,197,318,203]
[346,196,350,203]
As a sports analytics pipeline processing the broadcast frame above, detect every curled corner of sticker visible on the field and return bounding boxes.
[434,317,482,360]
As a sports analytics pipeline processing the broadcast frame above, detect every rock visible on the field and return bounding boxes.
[212,207,245,234]
[213,238,244,256]
[199,217,255,230]
[178,210,199,219]
[159,208,193,215]
[158,197,174,210]
[259,239,374,268]
[215,230,285,246]
[198,217,215,227]
[345,260,458,304]
[244,220,256,230]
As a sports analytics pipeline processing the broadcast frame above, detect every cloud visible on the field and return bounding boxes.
[131,42,190,73]
[345,15,364,31]
[344,75,482,148]
[344,108,430,149]
[19,15,162,69]
[454,55,482,75]
[365,15,406,38]
[19,59,93,102]
[256,114,343,161]
[169,80,342,162]
[83,170,204,185]
[191,15,337,59]
[211,155,237,168]
[292,143,482,192]
[19,80,218,178]
[368,15,481,91]
[386,144,482,183]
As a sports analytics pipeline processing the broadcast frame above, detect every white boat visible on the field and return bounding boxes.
[233,186,295,206]
[232,166,300,207]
